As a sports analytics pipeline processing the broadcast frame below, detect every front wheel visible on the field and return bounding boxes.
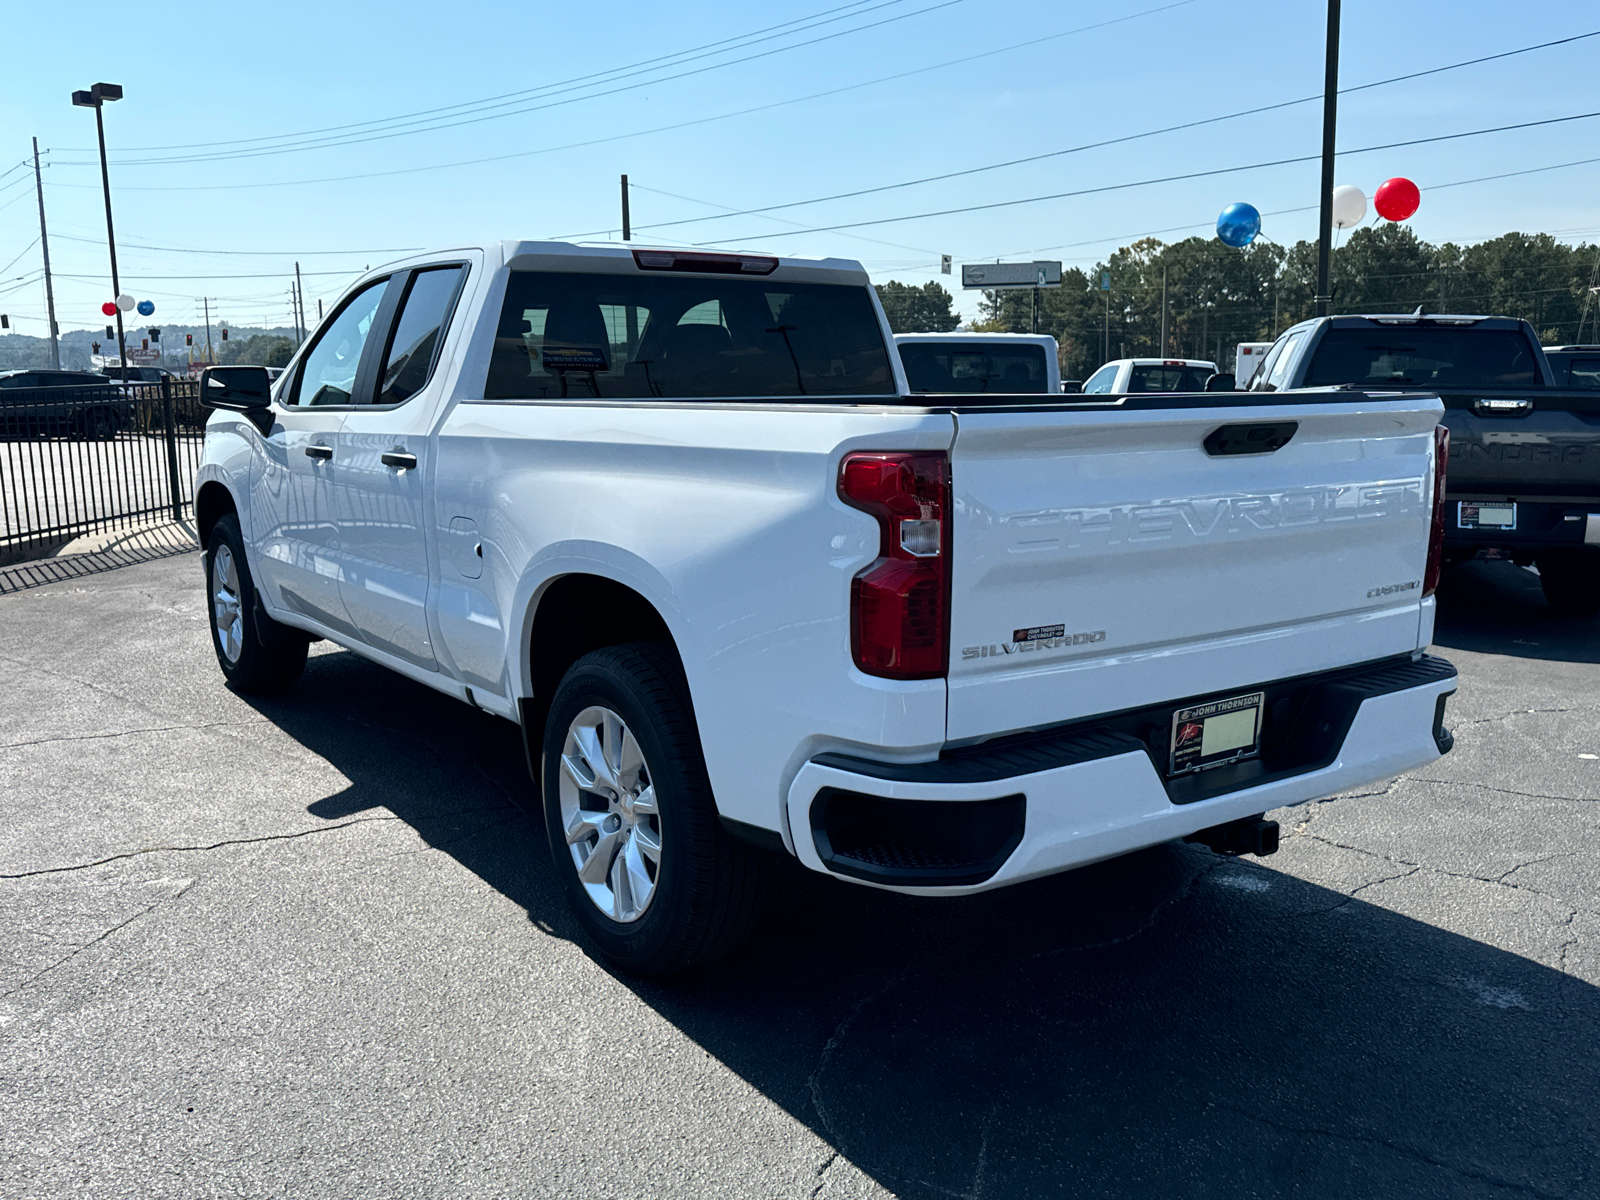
[1536,548,1600,617]
[206,513,309,693]
[541,643,768,974]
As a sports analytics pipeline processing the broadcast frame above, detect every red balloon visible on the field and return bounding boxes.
[1375,176,1420,222]
[100,301,117,316]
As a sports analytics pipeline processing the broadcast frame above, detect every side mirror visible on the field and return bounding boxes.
[200,366,274,432]
[1203,372,1237,393]
[1060,379,1083,394]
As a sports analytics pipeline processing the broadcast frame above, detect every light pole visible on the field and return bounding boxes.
[71,82,127,383]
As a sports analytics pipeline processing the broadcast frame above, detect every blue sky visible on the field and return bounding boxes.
[0,0,1596,334]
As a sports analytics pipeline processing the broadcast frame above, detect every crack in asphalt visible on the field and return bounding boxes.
[1404,776,1598,804]
[1210,1100,1569,1199]
[0,817,400,879]
[1,806,521,881]
[809,1151,839,1200]
[0,652,176,726]
[1456,704,1598,729]
[0,878,196,1000]
[0,718,269,751]
[1295,833,1594,925]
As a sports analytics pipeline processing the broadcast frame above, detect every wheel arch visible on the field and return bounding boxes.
[195,479,238,548]
[520,572,680,745]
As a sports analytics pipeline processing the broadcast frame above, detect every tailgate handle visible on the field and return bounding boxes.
[1203,422,1298,456]
[1472,397,1533,416]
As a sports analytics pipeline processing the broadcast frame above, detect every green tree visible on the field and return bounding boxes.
[219,333,296,368]
[874,280,961,332]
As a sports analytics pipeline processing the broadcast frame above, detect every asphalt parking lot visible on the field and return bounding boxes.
[2,553,1597,1199]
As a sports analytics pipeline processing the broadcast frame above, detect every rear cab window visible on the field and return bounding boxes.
[899,343,1049,393]
[1303,326,1543,389]
[484,272,894,399]
[1126,364,1214,392]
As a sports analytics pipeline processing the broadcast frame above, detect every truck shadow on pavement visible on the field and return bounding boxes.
[241,648,1598,1199]
[1432,559,1600,663]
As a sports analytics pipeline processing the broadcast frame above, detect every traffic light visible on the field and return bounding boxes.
[0,314,8,329]
[92,341,101,354]
[221,327,228,341]
[185,333,193,346]
[105,325,114,339]
[148,327,160,341]
[141,338,149,350]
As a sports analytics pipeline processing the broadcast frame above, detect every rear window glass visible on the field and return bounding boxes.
[1127,364,1214,392]
[899,343,1049,393]
[1303,327,1542,389]
[1551,354,1600,389]
[484,272,894,400]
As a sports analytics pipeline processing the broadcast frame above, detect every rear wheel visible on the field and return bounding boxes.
[206,513,309,692]
[541,643,768,974]
[1536,548,1600,617]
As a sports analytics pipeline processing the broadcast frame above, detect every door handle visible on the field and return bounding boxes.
[304,444,333,460]
[381,450,418,470]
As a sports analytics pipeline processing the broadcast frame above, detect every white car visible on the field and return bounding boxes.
[895,332,1060,395]
[194,240,1458,973]
[1080,357,1221,394]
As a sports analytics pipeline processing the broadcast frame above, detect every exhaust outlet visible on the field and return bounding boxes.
[1185,814,1279,858]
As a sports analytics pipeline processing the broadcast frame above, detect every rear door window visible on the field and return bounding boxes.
[1563,357,1600,389]
[485,271,894,399]
[1258,333,1304,391]
[375,265,467,406]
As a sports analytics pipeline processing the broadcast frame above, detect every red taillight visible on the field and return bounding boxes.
[1423,424,1450,597]
[839,451,950,679]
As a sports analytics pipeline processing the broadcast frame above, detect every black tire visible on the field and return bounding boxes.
[205,513,309,693]
[1535,548,1600,617]
[541,642,768,974]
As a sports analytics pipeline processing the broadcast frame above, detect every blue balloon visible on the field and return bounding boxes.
[136,299,155,316]
[1216,202,1261,248]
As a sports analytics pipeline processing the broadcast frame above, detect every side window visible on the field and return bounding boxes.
[1249,335,1289,391]
[375,266,467,406]
[1265,333,1304,390]
[1081,364,1118,394]
[290,278,388,407]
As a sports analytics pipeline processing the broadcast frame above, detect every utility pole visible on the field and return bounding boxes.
[72,83,128,383]
[31,138,60,370]
[1160,266,1169,357]
[1314,0,1341,318]
[1103,291,1110,364]
[294,261,307,343]
[620,174,631,241]
[203,297,214,364]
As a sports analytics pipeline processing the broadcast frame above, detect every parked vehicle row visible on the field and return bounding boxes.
[0,369,135,439]
[193,240,1458,974]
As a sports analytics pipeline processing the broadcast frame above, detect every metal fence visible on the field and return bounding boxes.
[0,378,206,564]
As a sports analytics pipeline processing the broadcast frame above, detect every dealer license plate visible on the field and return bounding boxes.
[1169,691,1264,777]
[1459,501,1516,530]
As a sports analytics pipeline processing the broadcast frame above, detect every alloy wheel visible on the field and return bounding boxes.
[211,544,244,664]
[558,705,662,923]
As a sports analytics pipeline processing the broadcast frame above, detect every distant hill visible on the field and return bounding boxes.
[2,325,300,372]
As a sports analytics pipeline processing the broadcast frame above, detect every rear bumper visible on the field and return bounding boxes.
[1443,495,1600,554]
[785,655,1457,895]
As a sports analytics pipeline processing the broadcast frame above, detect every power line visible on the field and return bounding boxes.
[701,111,1600,243]
[571,29,1600,240]
[51,233,425,257]
[54,268,363,281]
[42,1,1192,193]
[49,0,898,156]
[56,0,962,168]
[0,237,40,278]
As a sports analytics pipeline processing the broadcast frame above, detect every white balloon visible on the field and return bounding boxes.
[115,293,136,312]
[1331,184,1367,229]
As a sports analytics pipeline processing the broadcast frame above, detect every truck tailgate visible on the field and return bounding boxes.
[1438,389,1600,498]
[946,395,1443,743]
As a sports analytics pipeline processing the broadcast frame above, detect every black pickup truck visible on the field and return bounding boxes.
[1247,314,1600,615]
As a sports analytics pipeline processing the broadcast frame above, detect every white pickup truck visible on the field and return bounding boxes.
[194,241,1458,973]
